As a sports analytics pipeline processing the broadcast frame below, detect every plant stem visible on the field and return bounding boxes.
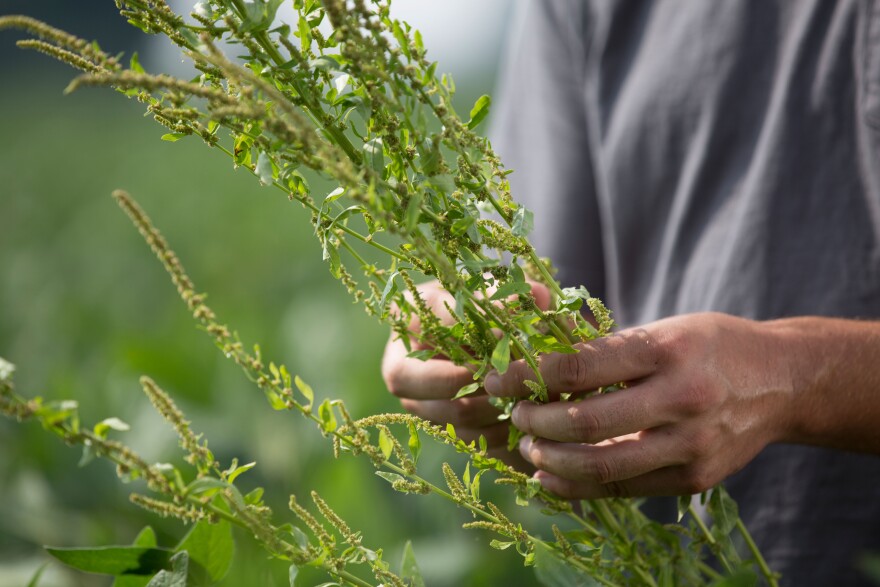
[736,518,778,587]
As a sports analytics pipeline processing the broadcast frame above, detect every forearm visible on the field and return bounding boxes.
[769,316,880,452]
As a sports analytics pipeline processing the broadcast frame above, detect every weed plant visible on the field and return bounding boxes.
[0,1,777,585]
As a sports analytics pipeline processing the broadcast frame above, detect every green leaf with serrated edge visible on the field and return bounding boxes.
[145,551,187,587]
[227,461,256,484]
[708,486,738,535]
[399,541,425,587]
[293,375,314,409]
[453,382,480,399]
[533,541,600,587]
[176,520,234,582]
[490,281,532,301]
[467,94,491,129]
[318,399,337,433]
[256,151,273,185]
[46,546,172,576]
[491,334,511,374]
[376,471,405,485]
[677,494,692,523]
[378,427,393,460]
[160,133,187,142]
[407,422,421,464]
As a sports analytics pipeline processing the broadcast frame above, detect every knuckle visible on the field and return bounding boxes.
[591,456,616,484]
[554,353,588,389]
[680,464,714,494]
[681,427,716,461]
[673,374,721,416]
[569,407,603,442]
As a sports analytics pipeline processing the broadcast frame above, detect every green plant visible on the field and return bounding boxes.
[0,1,778,585]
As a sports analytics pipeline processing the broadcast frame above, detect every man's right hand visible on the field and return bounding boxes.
[380,280,548,469]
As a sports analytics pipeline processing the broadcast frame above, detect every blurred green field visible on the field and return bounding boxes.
[0,22,546,587]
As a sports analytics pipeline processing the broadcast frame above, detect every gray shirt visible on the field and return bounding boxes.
[492,1,880,584]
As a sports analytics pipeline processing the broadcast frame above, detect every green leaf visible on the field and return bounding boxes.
[46,546,173,576]
[294,375,315,410]
[378,427,393,460]
[491,335,511,375]
[256,152,274,186]
[308,55,342,71]
[324,187,345,204]
[406,349,438,361]
[289,564,299,586]
[489,540,516,551]
[130,52,145,74]
[318,399,337,433]
[453,382,480,399]
[145,551,188,587]
[127,528,155,550]
[708,486,739,536]
[94,417,130,439]
[445,423,456,440]
[376,471,405,485]
[399,541,425,587]
[405,191,423,232]
[490,281,532,301]
[467,94,491,130]
[185,477,229,498]
[363,138,385,174]
[160,133,187,142]
[227,461,256,484]
[528,334,576,354]
[176,520,234,582]
[533,542,600,587]
[297,15,312,50]
[677,494,691,523]
[407,422,421,464]
[511,206,534,237]
[379,271,399,314]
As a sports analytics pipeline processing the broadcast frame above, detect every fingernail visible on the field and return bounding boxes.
[484,371,500,395]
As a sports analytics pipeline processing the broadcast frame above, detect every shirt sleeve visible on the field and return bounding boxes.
[489,0,606,297]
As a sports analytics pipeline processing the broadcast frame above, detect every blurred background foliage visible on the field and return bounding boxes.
[0,1,555,586]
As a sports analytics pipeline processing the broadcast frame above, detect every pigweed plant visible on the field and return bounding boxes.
[0,1,777,586]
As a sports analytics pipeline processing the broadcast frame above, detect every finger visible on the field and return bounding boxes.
[533,463,713,499]
[382,338,475,399]
[399,396,501,429]
[518,428,688,484]
[484,327,663,397]
[511,380,673,443]
[530,282,551,311]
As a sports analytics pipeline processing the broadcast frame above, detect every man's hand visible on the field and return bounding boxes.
[485,312,880,499]
[381,280,549,469]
